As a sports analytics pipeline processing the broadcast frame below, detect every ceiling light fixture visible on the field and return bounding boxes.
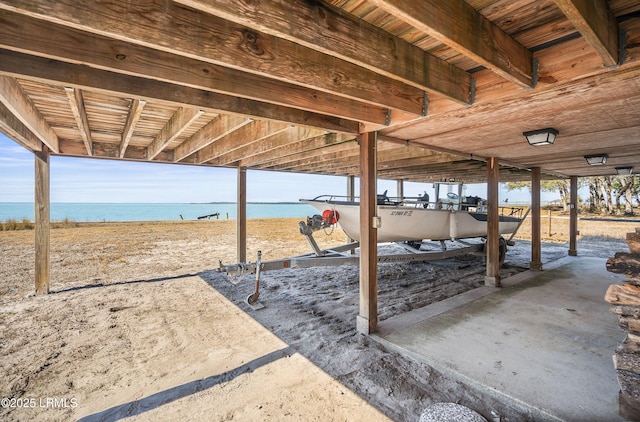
[584,154,608,166]
[523,128,559,146]
[616,166,633,175]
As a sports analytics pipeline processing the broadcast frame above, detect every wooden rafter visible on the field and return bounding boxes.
[0,11,390,126]
[239,132,355,168]
[147,107,204,160]
[0,0,426,115]
[0,101,41,151]
[266,145,363,172]
[175,0,472,104]
[553,0,620,67]
[0,49,360,134]
[64,87,93,156]
[0,76,59,152]
[207,126,327,167]
[197,121,290,164]
[175,115,252,162]
[273,143,479,176]
[262,138,407,172]
[368,0,533,88]
[120,98,147,159]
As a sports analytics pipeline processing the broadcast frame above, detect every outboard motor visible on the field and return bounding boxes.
[299,210,339,236]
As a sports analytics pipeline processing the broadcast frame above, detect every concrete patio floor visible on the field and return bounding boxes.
[375,256,630,421]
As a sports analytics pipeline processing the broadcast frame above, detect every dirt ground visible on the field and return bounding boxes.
[0,216,635,421]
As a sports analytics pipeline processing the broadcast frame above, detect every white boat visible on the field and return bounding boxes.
[301,191,526,243]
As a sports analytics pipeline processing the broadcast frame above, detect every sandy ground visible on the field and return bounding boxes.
[0,216,635,421]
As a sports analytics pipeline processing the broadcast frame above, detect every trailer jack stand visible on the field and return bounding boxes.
[245,250,265,310]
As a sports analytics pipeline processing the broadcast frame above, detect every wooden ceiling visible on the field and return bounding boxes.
[0,0,639,184]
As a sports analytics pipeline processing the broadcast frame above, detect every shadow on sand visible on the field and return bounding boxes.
[77,346,293,422]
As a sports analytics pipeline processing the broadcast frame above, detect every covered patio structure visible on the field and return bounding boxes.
[1,0,640,336]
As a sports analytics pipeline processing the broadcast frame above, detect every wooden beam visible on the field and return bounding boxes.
[206,127,326,167]
[237,167,247,263]
[368,0,533,88]
[265,139,402,171]
[147,107,204,160]
[0,101,42,151]
[57,139,173,162]
[553,0,619,67]
[1,1,426,114]
[120,98,147,158]
[239,132,354,168]
[34,146,50,295]
[196,120,290,164]
[0,49,360,134]
[175,0,471,105]
[270,142,451,174]
[569,175,578,256]
[484,157,501,287]
[530,167,542,270]
[0,11,391,126]
[64,87,93,155]
[175,115,251,162]
[265,143,362,172]
[0,75,59,152]
[357,131,378,335]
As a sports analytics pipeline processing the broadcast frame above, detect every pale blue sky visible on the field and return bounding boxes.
[0,132,540,203]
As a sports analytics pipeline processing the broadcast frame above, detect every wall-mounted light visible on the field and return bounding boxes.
[616,166,633,175]
[523,128,559,146]
[584,154,608,166]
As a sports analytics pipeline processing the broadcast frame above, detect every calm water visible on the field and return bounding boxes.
[0,202,318,222]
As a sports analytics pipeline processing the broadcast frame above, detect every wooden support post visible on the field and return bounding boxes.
[347,175,356,250]
[34,146,50,295]
[237,167,247,263]
[569,175,578,256]
[347,175,355,202]
[530,167,543,270]
[396,179,404,200]
[357,131,378,334]
[484,157,501,287]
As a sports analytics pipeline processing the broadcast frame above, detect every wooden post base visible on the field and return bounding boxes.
[356,315,375,335]
[484,276,501,287]
[529,261,543,271]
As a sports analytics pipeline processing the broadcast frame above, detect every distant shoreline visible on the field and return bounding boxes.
[0,202,317,223]
[0,201,304,204]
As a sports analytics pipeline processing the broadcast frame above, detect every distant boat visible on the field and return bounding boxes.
[301,190,525,243]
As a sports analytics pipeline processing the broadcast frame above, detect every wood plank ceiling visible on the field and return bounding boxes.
[0,0,639,184]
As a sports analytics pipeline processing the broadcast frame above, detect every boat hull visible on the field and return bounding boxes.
[303,199,522,243]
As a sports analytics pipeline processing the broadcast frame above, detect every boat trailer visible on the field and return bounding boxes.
[217,214,489,308]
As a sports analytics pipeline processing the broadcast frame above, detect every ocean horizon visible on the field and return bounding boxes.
[0,202,319,222]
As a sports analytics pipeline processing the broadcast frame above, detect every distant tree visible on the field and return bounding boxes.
[504,179,572,211]
[602,176,615,214]
[587,177,602,212]
[585,176,639,215]
[633,177,640,208]
[613,175,639,215]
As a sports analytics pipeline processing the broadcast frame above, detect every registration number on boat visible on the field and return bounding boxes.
[390,210,413,216]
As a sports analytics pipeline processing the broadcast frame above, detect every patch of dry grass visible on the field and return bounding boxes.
[0,218,33,231]
[1,217,80,231]
[513,213,640,243]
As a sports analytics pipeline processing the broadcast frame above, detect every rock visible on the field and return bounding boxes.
[419,402,487,422]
